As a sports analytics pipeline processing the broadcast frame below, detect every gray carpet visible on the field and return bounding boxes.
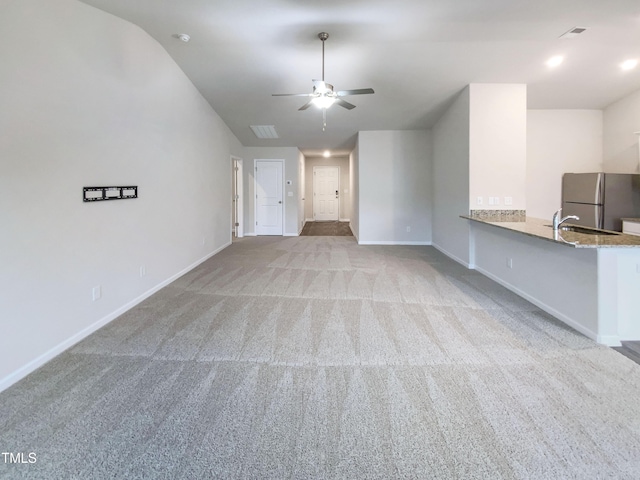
[1,236,640,479]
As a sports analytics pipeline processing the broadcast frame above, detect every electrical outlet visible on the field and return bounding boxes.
[506,258,513,269]
[140,265,146,277]
[92,285,101,301]
[504,196,513,206]
[201,236,206,246]
[493,197,500,205]
[488,197,494,206]
[477,196,483,205]
[406,226,411,233]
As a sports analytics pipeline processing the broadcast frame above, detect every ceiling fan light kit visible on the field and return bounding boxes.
[272,32,374,129]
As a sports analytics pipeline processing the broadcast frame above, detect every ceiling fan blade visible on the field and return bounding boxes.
[298,99,315,111]
[335,98,356,110]
[272,93,314,97]
[336,88,375,96]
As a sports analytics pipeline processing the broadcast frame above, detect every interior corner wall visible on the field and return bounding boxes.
[431,87,471,266]
[357,130,432,245]
[243,146,300,236]
[527,110,603,219]
[350,143,360,241]
[0,0,244,391]
[304,156,351,221]
[603,88,640,173]
[469,84,527,211]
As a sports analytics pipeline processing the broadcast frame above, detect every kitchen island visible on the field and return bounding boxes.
[462,214,640,345]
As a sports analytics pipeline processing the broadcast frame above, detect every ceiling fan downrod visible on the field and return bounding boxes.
[318,32,329,82]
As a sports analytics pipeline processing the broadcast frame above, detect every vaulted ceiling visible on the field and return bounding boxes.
[80,0,640,156]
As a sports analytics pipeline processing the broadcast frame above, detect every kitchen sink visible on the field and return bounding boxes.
[545,225,620,235]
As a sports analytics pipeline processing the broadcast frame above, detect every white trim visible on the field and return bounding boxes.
[339,218,350,222]
[284,232,299,237]
[244,232,257,236]
[231,156,244,238]
[0,241,231,393]
[432,242,473,269]
[358,241,432,246]
[305,217,315,222]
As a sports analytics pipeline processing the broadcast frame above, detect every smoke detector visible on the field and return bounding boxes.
[176,34,190,43]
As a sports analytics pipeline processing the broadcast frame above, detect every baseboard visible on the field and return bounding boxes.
[472,264,610,345]
[305,218,314,222]
[431,243,473,269]
[284,232,299,237]
[357,241,432,246]
[339,218,350,222]
[244,232,257,236]
[0,241,231,393]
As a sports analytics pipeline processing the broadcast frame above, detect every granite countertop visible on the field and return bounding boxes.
[461,214,640,248]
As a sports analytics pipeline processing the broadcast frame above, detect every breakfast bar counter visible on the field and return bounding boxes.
[461,213,640,346]
[461,214,640,248]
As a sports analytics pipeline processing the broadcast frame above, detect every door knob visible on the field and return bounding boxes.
[278,200,282,204]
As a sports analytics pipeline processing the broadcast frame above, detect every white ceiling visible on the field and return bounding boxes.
[80,0,640,156]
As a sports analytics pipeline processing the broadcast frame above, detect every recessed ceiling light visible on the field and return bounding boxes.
[620,59,638,71]
[323,150,331,158]
[546,55,564,68]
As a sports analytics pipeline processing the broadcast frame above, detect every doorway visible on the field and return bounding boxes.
[313,165,340,221]
[231,156,243,238]
[255,159,284,235]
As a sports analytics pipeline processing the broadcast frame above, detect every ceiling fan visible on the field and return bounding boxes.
[272,32,374,129]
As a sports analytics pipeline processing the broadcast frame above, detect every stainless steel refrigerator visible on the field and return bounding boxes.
[562,173,640,231]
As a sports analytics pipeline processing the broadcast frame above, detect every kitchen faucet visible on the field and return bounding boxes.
[552,208,579,231]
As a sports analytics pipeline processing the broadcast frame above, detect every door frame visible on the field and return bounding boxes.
[231,156,243,238]
[254,159,284,235]
[313,165,340,221]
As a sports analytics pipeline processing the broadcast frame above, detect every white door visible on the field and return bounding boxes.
[255,160,283,235]
[313,166,339,221]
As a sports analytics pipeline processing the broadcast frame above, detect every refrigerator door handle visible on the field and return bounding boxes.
[595,173,604,205]
[596,205,604,229]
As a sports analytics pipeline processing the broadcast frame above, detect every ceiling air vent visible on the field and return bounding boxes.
[559,27,587,39]
[250,125,279,139]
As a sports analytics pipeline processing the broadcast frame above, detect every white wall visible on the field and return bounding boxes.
[603,88,640,173]
[527,110,603,219]
[357,130,431,244]
[432,88,471,265]
[350,145,360,241]
[304,156,350,221]
[243,146,301,236]
[469,84,527,211]
[0,0,244,390]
